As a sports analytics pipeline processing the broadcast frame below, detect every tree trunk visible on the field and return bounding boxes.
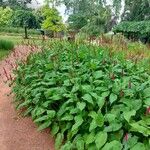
[24,26,28,39]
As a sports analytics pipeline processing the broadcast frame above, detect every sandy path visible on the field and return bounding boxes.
[0,46,55,150]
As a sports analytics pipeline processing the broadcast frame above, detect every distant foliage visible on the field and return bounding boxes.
[0,7,12,26]
[0,39,14,50]
[13,42,150,150]
[11,10,40,29]
[113,21,150,34]
[41,5,65,32]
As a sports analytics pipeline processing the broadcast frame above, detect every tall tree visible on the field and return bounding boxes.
[0,7,12,26]
[121,0,150,21]
[11,10,39,38]
[41,5,65,33]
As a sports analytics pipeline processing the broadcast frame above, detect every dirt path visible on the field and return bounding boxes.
[0,46,55,150]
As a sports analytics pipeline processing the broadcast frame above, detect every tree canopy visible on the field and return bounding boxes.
[11,10,40,29]
[0,7,12,26]
[41,5,65,32]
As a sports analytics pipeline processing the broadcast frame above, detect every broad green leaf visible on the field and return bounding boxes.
[81,85,92,93]
[102,140,122,150]
[72,115,83,131]
[55,133,64,150]
[105,114,116,123]
[144,98,150,106]
[89,111,97,119]
[143,87,150,98]
[89,119,97,131]
[102,91,110,98]
[34,115,49,123]
[51,123,59,136]
[47,110,56,118]
[86,132,95,145]
[104,122,122,132]
[82,94,93,104]
[37,120,51,131]
[97,96,105,108]
[77,102,86,111]
[76,138,84,150]
[95,113,104,127]
[109,93,117,104]
[95,131,107,149]
[123,110,136,122]
[130,122,150,136]
[93,71,103,79]
[61,114,74,121]
[131,143,146,150]
[60,141,72,150]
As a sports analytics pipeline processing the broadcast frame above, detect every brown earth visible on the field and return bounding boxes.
[0,46,55,150]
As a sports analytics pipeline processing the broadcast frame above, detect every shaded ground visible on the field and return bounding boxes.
[0,46,55,150]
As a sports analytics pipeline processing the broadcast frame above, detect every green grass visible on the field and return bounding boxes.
[0,49,10,60]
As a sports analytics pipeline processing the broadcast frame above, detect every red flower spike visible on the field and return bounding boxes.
[146,107,150,115]
[124,133,129,141]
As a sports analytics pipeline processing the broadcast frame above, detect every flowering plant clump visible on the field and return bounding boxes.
[13,41,150,150]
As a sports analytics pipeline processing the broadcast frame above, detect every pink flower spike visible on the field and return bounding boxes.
[124,133,129,141]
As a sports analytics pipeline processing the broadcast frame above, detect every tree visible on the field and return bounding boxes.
[11,10,39,38]
[121,0,150,21]
[0,7,13,26]
[41,5,65,34]
[1,0,32,9]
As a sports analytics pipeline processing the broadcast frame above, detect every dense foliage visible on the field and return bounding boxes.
[113,21,150,43]
[121,0,150,21]
[0,39,14,50]
[113,21,150,34]
[13,42,150,149]
[41,5,65,32]
[0,7,13,26]
[11,10,40,29]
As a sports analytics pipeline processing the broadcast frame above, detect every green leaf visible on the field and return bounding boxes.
[51,123,59,136]
[34,115,49,123]
[97,96,105,108]
[89,119,97,131]
[130,122,150,136]
[95,113,104,127]
[95,131,107,149]
[102,140,122,150]
[61,114,74,121]
[72,115,83,131]
[143,87,150,98]
[102,91,110,98]
[86,132,95,145]
[47,110,56,118]
[144,98,150,106]
[123,110,136,122]
[82,94,93,104]
[55,133,64,150]
[131,143,146,150]
[93,71,103,79]
[76,138,84,150]
[109,93,117,104]
[77,102,86,111]
[60,141,72,150]
[37,120,51,131]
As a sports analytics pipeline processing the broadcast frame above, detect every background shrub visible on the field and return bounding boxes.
[0,39,14,50]
[13,41,150,150]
